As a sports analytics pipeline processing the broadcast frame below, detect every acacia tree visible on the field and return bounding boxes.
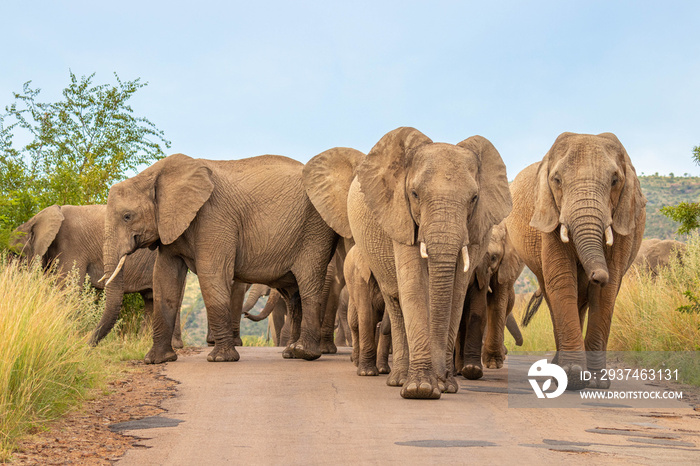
[661,146,700,234]
[0,71,170,246]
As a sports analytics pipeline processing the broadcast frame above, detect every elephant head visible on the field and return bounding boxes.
[530,132,646,285]
[358,128,512,375]
[11,205,65,263]
[102,153,214,284]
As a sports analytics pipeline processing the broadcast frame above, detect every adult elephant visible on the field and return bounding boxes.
[101,153,337,364]
[10,204,183,347]
[304,128,511,399]
[632,238,686,275]
[457,220,523,380]
[507,132,646,390]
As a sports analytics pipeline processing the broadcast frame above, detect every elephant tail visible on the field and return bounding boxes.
[506,313,523,346]
[521,288,543,327]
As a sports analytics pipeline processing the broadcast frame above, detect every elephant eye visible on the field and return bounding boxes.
[471,194,478,204]
[411,190,419,199]
[611,175,619,187]
[491,254,498,262]
[123,212,132,222]
[552,175,562,186]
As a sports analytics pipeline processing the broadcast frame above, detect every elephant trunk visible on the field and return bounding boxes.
[90,269,124,346]
[566,196,610,286]
[242,284,270,314]
[245,290,280,322]
[424,219,463,380]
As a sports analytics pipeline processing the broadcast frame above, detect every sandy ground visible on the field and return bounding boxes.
[9,347,700,465]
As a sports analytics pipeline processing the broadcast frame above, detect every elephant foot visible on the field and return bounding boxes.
[377,361,391,374]
[461,363,483,380]
[587,369,612,389]
[144,346,177,365]
[282,345,296,359]
[207,343,240,362]
[357,361,379,376]
[439,373,459,394]
[171,336,184,350]
[387,367,408,387]
[559,363,588,391]
[351,347,359,366]
[400,369,441,400]
[290,338,321,361]
[320,340,337,354]
[483,351,505,369]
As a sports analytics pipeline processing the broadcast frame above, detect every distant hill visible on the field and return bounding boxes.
[638,174,700,240]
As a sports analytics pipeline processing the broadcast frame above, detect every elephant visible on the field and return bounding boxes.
[631,238,686,275]
[506,132,646,390]
[10,204,183,348]
[456,220,524,380]
[303,128,512,399]
[101,153,338,364]
[334,286,352,347]
[344,245,390,376]
[243,285,289,346]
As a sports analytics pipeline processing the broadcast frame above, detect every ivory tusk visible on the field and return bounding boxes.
[420,242,428,259]
[98,273,109,283]
[605,226,614,246]
[560,224,570,243]
[104,255,126,287]
[462,245,470,272]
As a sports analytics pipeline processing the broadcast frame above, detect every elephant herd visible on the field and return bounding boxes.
[13,127,674,400]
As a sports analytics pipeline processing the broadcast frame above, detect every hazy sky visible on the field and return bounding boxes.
[3,1,699,178]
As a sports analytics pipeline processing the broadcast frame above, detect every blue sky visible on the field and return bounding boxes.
[3,1,699,178]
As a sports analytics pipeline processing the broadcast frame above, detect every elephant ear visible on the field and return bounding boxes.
[12,205,65,258]
[303,147,365,238]
[457,136,512,248]
[154,154,214,245]
[599,133,647,236]
[357,127,432,245]
[498,228,523,285]
[530,133,576,233]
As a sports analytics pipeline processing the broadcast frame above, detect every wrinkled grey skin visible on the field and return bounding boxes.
[11,204,183,348]
[632,238,686,276]
[102,153,337,364]
[506,132,646,390]
[345,245,390,376]
[303,128,512,399]
[457,220,524,380]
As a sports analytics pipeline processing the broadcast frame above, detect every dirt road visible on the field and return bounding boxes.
[114,347,699,465]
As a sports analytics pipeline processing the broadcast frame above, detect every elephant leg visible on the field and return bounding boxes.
[443,267,469,393]
[392,253,440,399]
[348,296,360,366]
[461,285,488,380]
[482,282,510,369]
[144,252,187,364]
[198,271,239,363]
[384,293,409,388]
[356,276,380,376]
[271,301,286,346]
[376,311,391,375]
[282,290,303,358]
[230,281,247,347]
[541,234,587,389]
[320,259,344,354]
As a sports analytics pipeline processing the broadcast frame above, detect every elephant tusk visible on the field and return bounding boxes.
[488,286,493,293]
[420,242,428,259]
[98,273,109,283]
[605,226,614,246]
[104,255,126,287]
[461,245,470,272]
[560,224,570,243]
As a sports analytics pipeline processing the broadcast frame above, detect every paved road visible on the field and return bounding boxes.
[116,347,699,465]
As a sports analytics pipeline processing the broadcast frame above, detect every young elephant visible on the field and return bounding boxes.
[101,153,337,364]
[506,132,646,390]
[10,204,183,347]
[457,220,524,380]
[304,128,512,399]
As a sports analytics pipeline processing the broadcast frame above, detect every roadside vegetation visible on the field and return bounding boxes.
[507,233,700,386]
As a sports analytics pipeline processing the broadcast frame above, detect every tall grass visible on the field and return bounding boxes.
[506,234,700,385]
[0,257,151,460]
